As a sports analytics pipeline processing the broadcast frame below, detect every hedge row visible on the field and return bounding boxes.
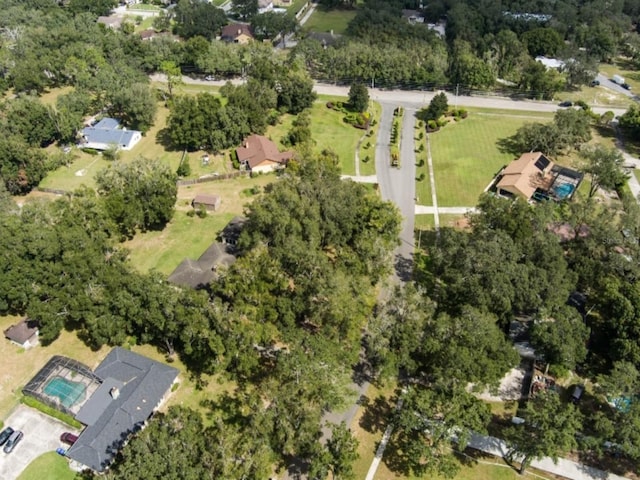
[22,396,83,429]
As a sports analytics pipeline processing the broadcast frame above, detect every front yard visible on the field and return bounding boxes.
[303,8,357,34]
[266,96,376,175]
[416,109,553,207]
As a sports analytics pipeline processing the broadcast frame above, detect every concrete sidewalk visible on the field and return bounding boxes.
[467,432,630,480]
[415,205,477,215]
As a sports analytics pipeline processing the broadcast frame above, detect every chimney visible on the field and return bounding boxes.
[330,29,334,36]
[110,387,120,399]
[238,29,242,35]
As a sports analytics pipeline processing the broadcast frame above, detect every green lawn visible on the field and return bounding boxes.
[40,104,184,192]
[419,111,546,207]
[134,16,155,32]
[124,174,276,274]
[303,8,357,34]
[126,3,160,11]
[265,97,363,175]
[18,452,75,480]
[415,213,467,231]
[286,0,310,18]
[124,211,234,275]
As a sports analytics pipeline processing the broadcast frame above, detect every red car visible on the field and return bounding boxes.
[60,432,78,445]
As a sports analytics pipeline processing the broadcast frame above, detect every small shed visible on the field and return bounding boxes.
[193,194,221,211]
[4,318,39,349]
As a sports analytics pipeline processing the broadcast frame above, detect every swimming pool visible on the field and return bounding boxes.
[554,183,575,199]
[43,376,86,408]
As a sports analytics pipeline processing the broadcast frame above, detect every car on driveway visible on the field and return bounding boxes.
[3,430,23,454]
[623,82,632,90]
[0,427,14,447]
[204,75,216,81]
[60,432,78,445]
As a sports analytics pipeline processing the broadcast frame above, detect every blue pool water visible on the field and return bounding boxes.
[554,183,575,199]
[43,376,86,408]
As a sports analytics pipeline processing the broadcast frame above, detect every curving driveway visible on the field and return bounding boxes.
[0,405,79,480]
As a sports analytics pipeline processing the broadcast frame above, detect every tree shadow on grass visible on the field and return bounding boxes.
[359,394,393,434]
[496,134,525,156]
[156,126,182,152]
[380,434,413,477]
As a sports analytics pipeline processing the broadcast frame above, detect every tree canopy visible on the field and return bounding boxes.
[96,158,177,238]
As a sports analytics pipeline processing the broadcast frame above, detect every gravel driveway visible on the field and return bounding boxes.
[0,405,79,480]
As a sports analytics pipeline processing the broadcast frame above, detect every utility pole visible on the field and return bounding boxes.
[371,76,375,89]
[454,83,459,109]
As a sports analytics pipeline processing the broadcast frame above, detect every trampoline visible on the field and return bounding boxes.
[43,376,86,409]
[554,183,575,199]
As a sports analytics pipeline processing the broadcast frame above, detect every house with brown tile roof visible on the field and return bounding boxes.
[236,134,293,173]
[496,152,555,201]
[221,23,254,44]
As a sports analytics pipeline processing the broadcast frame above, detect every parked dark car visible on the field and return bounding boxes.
[590,79,600,86]
[559,101,573,107]
[60,432,78,445]
[0,427,14,447]
[3,430,23,454]
[623,83,632,90]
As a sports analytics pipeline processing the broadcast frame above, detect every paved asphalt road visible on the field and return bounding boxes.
[151,74,629,117]
[374,103,415,281]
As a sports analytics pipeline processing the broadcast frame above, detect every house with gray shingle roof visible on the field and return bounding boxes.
[65,348,179,473]
[168,242,236,289]
[80,118,142,151]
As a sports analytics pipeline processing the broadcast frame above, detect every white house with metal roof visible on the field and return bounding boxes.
[80,118,142,151]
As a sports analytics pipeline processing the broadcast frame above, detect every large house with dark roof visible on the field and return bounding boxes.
[80,118,142,151]
[168,242,236,289]
[65,348,179,473]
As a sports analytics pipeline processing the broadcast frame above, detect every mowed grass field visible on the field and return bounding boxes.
[17,452,75,480]
[265,96,366,175]
[40,99,230,193]
[40,104,186,192]
[418,110,553,207]
[123,174,276,274]
[303,8,357,34]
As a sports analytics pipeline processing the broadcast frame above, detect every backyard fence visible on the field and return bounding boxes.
[177,171,250,186]
[35,187,68,196]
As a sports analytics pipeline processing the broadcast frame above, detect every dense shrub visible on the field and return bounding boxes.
[22,396,82,428]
